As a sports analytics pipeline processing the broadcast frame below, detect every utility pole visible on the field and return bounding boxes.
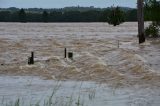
[137,0,145,44]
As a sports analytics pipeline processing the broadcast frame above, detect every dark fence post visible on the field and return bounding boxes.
[31,52,34,64]
[64,48,67,58]
[68,52,73,60]
[28,52,34,65]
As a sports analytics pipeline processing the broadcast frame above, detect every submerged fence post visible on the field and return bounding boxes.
[28,51,34,65]
[31,51,34,64]
[68,52,73,60]
[64,48,67,58]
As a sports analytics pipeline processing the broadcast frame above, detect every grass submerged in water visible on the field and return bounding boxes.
[1,82,87,106]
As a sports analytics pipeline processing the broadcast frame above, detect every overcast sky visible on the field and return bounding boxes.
[0,0,137,8]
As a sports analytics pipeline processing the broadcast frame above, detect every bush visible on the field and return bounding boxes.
[145,22,159,38]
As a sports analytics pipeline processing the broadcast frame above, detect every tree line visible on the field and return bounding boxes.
[0,7,137,22]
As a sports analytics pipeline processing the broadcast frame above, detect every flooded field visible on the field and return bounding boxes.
[0,76,160,106]
[0,22,160,105]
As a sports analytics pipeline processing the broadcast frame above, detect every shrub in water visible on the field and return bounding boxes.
[145,22,159,38]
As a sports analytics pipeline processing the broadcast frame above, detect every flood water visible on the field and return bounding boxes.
[0,22,160,105]
[0,76,160,106]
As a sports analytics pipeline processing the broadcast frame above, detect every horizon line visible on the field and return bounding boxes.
[0,6,136,9]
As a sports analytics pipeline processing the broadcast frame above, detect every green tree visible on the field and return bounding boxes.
[0,11,11,22]
[42,11,49,22]
[18,8,26,22]
[144,0,160,37]
[145,0,160,23]
[108,7,125,26]
[99,9,111,22]
[126,9,137,22]
[63,11,81,22]
[49,11,62,22]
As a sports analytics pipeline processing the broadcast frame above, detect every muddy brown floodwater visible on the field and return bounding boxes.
[0,22,160,105]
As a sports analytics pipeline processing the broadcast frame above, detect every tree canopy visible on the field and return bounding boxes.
[108,7,125,26]
[145,0,160,23]
[42,11,49,22]
[18,8,26,22]
[144,0,160,37]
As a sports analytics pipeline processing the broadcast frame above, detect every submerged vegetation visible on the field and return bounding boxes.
[145,22,159,38]
[1,81,88,106]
